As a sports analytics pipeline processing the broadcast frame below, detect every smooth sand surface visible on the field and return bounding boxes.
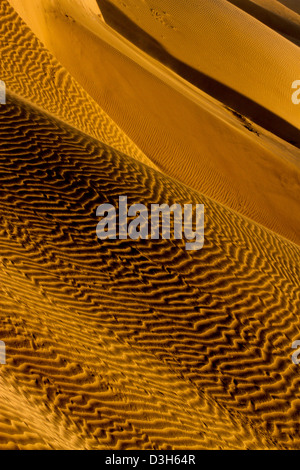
[278,0,300,16]
[93,0,300,129]
[226,0,300,46]
[0,0,300,450]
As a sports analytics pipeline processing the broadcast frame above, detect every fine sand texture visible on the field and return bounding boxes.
[0,0,300,451]
[0,92,300,450]
[226,0,300,46]
[7,0,300,246]
[0,0,154,168]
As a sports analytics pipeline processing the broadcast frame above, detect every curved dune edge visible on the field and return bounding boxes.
[277,0,300,16]
[6,0,300,247]
[0,0,155,170]
[225,0,300,46]
[94,0,300,131]
[0,92,299,449]
[249,0,300,22]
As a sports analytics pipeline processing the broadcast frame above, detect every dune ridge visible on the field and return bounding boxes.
[0,0,300,451]
[0,92,299,449]
[0,0,155,169]
[225,0,300,46]
[6,0,300,247]
[278,0,300,16]
[94,0,300,131]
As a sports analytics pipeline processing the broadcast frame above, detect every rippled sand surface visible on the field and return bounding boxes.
[0,0,299,450]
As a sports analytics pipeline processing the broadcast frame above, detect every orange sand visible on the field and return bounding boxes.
[0,0,299,450]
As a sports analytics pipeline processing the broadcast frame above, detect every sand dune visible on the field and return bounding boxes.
[251,0,300,20]
[0,0,300,451]
[226,0,300,46]
[7,0,300,247]
[9,0,300,140]
[279,0,300,16]
[0,0,154,168]
[0,92,299,449]
[93,0,300,132]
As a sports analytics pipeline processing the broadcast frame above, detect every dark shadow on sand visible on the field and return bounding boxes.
[227,0,300,47]
[97,0,300,148]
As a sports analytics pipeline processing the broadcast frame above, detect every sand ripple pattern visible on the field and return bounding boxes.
[0,94,299,449]
[0,0,153,168]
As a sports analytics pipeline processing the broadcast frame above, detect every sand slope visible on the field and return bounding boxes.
[0,0,154,168]
[279,0,300,16]
[0,92,300,449]
[94,0,300,131]
[0,0,300,451]
[226,0,300,46]
[7,0,300,247]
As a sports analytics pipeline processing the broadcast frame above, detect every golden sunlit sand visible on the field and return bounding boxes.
[7,0,300,244]
[0,0,300,450]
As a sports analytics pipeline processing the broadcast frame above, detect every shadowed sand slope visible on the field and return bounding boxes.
[94,0,300,132]
[0,0,154,169]
[225,0,300,46]
[278,0,300,16]
[7,0,300,247]
[249,0,300,22]
[0,93,300,449]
